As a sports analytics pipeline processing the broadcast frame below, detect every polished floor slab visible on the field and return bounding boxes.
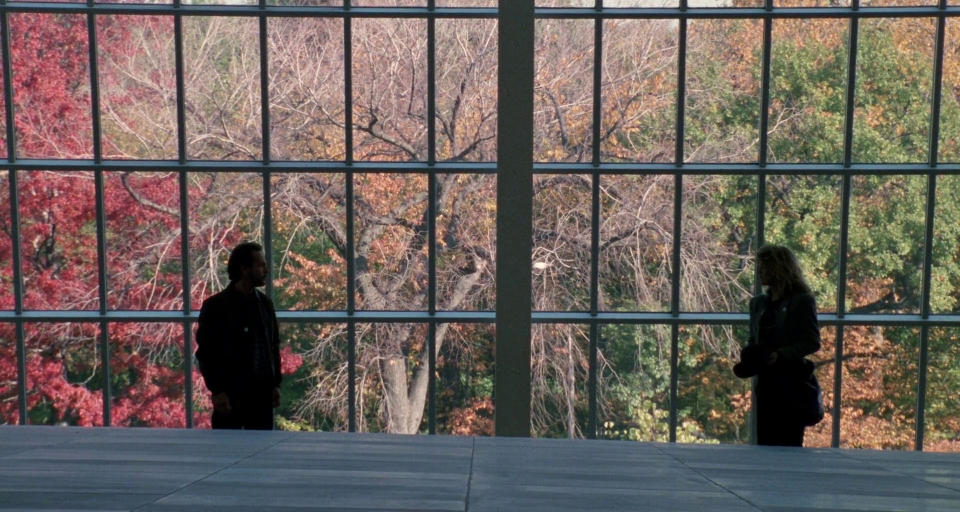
[1,426,959,511]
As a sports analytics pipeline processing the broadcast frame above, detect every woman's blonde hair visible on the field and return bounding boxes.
[757,244,811,296]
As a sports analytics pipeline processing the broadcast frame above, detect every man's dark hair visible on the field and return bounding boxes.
[227,241,264,282]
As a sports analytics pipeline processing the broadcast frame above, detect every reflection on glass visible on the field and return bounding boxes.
[436,18,498,162]
[681,175,756,313]
[10,14,92,159]
[768,19,848,164]
[925,328,960,452]
[437,174,496,311]
[598,324,672,441]
[764,175,841,313]
[840,326,918,449]
[19,171,99,311]
[685,19,762,163]
[531,324,589,438]
[599,174,673,312]
[24,323,103,426]
[354,174,427,311]
[437,323,494,436]
[272,323,345,432]
[677,325,751,444]
[268,18,345,161]
[532,174,591,312]
[105,172,182,311]
[853,18,935,164]
[188,172,264,308]
[534,19,593,163]
[931,175,960,314]
[98,16,177,160]
[601,19,677,163]
[184,17,262,160]
[109,323,185,427]
[271,173,347,311]
[847,175,926,315]
[356,323,428,433]
[352,18,427,162]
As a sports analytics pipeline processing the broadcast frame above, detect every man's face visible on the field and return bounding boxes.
[243,250,268,287]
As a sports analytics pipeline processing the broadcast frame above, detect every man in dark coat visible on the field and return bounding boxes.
[196,241,282,430]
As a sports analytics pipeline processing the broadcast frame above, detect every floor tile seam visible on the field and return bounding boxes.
[0,427,94,459]
[463,437,476,512]
[130,431,298,512]
[652,444,765,511]
[832,448,960,497]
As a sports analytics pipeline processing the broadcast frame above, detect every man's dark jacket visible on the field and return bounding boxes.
[195,285,282,396]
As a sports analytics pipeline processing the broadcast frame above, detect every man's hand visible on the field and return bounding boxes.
[212,392,231,413]
[767,351,778,365]
[272,387,281,408]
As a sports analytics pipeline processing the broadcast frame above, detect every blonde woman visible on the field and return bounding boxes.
[734,244,821,446]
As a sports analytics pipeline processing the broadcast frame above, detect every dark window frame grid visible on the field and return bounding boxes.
[0,0,955,449]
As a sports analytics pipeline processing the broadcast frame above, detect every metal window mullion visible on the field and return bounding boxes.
[344,1,357,432]
[427,0,437,435]
[173,0,195,428]
[586,5,602,439]
[667,5,687,444]
[830,2,859,449]
[915,0,947,452]
[0,8,27,425]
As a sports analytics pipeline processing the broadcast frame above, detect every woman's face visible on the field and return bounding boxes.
[758,259,774,286]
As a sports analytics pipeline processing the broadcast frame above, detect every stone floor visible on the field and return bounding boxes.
[1,425,959,511]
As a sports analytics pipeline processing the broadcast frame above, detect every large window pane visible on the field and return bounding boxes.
[600,19,677,163]
[435,18,498,162]
[271,173,347,312]
[109,322,185,428]
[597,324,672,442]
[98,16,177,160]
[939,19,960,164]
[19,171,99,311]
[105,172,182,311]
[356,323,428,433]
[437,174,496,311]
[352,19,427,162]
[847,175,926,315]
[853,18,936,164]
[268,18,345,161]
[599,174,673,312]
[184,17,261,160]
[24,322,103,426]
[677,325,750,444]
[840,326,918,449]
[685,19,762,164]
[931,175,960,314]
[925,328,960,452]
[531,323,589,439]
[437,323,494,436]
[188,172,264,307]
[10,14,93,159]
[534,19,593,163]
[681,175,756,313]
[0,324,16,424]
[768,19,848,164]
[355,173,427,311]
[532,174,591,312]
[764,175,842,313]
[274,323,335,432]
